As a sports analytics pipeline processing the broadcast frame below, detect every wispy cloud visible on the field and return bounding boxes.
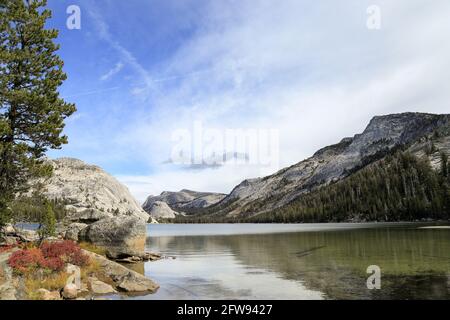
[62,86,120,99]
[100,62,124,81]
[56,1,450,199]
[87,8,157,96]
[115,0,450,197]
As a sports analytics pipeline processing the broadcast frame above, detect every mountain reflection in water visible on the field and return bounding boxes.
[125,223,450,300]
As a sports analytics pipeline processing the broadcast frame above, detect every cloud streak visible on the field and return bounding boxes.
[56,1,450,200]
[100,62,124,81]
[87,8,158,97]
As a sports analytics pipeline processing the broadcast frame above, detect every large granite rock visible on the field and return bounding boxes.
[44,158,148,222]
[79,216,146,259]
[88,278,116,295]
[16,229,39,243]
[145,201,178,219]
[64,223,88,242]
[35,158,152,257]
[143,189,226,217]
[82,250,159,294]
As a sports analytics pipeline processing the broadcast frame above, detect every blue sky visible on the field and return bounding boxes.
[45,0,450,202]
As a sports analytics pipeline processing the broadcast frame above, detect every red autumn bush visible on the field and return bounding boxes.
[41,256,65,271]
[69,249,90,266]
[0,244,16,253]
[40,240,89,267]
[8,241,89,274]
[8,248,45,274]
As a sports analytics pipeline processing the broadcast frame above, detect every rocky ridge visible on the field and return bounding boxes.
[143,189,226,218]
[180,112,450,218]
[145,201,179,219]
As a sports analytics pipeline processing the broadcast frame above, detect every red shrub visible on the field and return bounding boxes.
[8,241,90,274]
[0,245,16,253]
[69,249,90,266]
[40,240,77,258]
[8,248,45,274]
[41,257,65,272]
[40,240,89,267]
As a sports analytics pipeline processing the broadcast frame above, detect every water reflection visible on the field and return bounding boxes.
[136,223,450,300]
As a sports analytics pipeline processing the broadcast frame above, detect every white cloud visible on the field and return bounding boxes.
[100,62,124,81]
[104,0,450,198]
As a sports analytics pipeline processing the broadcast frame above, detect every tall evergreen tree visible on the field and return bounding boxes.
[441,152,448,178]
[38,201,56,242]
[0,0,75,229]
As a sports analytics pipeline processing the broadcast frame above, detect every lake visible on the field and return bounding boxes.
[120,223,450,300]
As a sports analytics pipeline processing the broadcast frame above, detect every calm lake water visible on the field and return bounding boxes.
[117,223,450,300]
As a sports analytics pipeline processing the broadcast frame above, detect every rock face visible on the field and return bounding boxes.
[64,223,88,242]
[145,201,178,219]
[142,189,226,217]
[79,216,146,259]
[194,112,450,218]
[40,158,149,258]
[82,250,159,294]
[45,158,148,222]
[88,278,116,295]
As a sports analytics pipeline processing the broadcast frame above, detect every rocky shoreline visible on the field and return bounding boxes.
[0,157,168,301]
[0,249,160,300]
[0,226,162,300]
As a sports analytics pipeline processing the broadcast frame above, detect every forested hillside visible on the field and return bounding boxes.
[174,150,449,223]
[249,151,449,222]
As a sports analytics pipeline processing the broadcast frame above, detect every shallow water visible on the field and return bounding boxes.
[124,223,450,300]
[14,222,40,231]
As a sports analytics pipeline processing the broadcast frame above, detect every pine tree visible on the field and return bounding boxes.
[441,152,448,178]
[0,0,75,229]
[38,201,56,242]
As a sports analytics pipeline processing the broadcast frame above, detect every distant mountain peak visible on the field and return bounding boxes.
[142,189,226,217]
[175,112,450,219]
